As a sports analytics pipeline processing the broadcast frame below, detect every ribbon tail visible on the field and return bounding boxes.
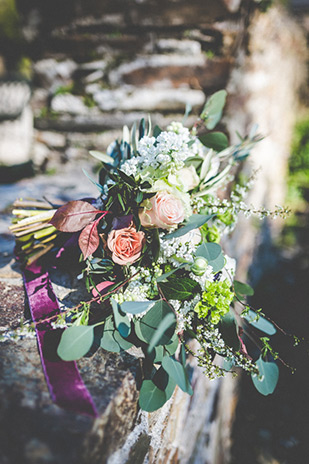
[23,262,98,418]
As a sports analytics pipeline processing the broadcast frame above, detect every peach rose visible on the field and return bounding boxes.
[139,191,185,229]
[107,224,145,265]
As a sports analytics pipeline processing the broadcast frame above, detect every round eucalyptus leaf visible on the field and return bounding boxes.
[121,300,154,315]
[251,357,279,396]
[135,300,176,346]
[195,242,225,273]
[165,375,177,401]
[100,317,133,353]
[138,380,167,412]
[244,309,276,336]
[147,313,176,353]
[111,299,131,338]
[162,356,193,395]
[165,335,179,356]
[57,325,94,361]
[218,310,240,352]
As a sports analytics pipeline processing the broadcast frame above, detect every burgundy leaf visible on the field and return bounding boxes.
[51,201,99,232]
[92,281,115,298]
[78,221,100,259]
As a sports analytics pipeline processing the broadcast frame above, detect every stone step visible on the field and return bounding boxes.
[34,111,197,132]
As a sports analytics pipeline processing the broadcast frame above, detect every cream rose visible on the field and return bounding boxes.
[107,224,145,265]
[139,191,185,229]
[168,166,199,192]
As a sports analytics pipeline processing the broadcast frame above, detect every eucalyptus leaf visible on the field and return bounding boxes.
[199,132,229,152]
[165,375,177,401]
[201,90,227,130]
[148,333,179,362]
[244,309,276,336]
[218,310,240,351]
[100,317,133,352]
[195,242,225,273]
[153,345,165,363]
[223,358,234,371]
[135,300,176,346]
[138,380,167,412]
[153,366,169,390]
[234,280,254,300]
[165,335,179,356]
[164,214,213,240]
[162,356,193,395]
[111,299,131,338]
[57,325,94,361]
[121,300,154,315]
[148,313,176,353]
[251,357,279,396]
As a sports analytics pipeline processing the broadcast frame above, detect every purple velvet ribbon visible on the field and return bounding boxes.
[23,262,98,417]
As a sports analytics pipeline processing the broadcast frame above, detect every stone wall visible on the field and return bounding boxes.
[0,1,306,463]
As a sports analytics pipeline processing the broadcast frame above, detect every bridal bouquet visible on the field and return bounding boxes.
[10,91,286,414]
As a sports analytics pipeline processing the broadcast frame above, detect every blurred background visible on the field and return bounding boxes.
[0,0,308,463]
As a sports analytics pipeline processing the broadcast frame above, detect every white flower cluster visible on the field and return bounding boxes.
[159,230,201,267]
[120,124,201,178]
[170,294,201,332]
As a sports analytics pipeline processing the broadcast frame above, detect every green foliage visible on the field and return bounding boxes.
[111,299,131,338]
[161,356,193,395]
[156,263,188,282]
[251,357,279,396]
[135,300,176,346]
[218,310,240,351]
[199,132,229,152]
[201,90,227,130]
[138,380,167,412]
[100,316,133,352]
[147,313,176,353]
[57,326,94,361]
[164,214,213,240]
[120,300,154,314]
[234,280,254,300]
[243,309,276,335]
[159,278,200,301]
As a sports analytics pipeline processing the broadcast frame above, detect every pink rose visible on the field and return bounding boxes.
[139,191,185,229]
[107,224,145,265]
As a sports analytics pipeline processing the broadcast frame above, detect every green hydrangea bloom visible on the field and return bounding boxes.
[194,280,234,324]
